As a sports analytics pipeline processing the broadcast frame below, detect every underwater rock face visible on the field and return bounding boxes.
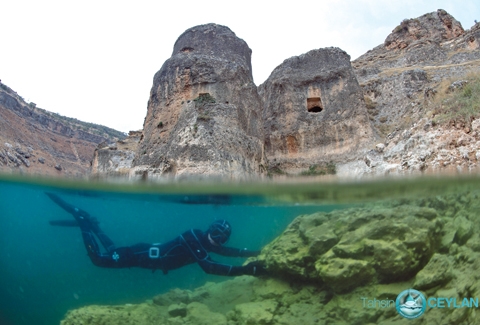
[61,190,480,325]
[258,204,442,293]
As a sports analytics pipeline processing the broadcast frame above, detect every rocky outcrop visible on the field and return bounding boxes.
[0,84,123,177]
[133,24,264,180]
[353,11,480,129]
[90,131,141,178]
[384,9,464,50]
[336,113,480,178]
[259,48,375,174]
[347,11,480,177]
[257,203,442,292]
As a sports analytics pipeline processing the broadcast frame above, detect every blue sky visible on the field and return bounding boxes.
[1,0,479,133]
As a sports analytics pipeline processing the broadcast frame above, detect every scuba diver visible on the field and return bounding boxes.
[46,193,267,277]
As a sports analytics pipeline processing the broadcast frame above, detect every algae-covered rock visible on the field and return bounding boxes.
[257,203,442,292]
[413,253,453,290]
[452,213,473,245]
[168,303,187,317]
[153,287,190,306]
[466,233,480,252]
[273,302,324,324]
[183,302,227,325]
[316,257,375,293]
[233,299,278,325]
[61,303,166,325]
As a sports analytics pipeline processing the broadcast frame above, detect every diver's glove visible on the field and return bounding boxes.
[243,260,269,276]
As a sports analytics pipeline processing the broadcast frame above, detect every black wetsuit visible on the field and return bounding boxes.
[47,193,265,276]
[83,226,259,276]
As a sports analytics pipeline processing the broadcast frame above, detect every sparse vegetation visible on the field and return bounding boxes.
[431,73,480,128]
[157,121,164,128]
[364,96,377,110]
[267,166,286,178]
[27,106,126,140]
[265,162,337,178]
[197,114,211,121]
[299,162,336,176]
[193,93,216,105]
[377,124,393,137]
[393,19,410,33]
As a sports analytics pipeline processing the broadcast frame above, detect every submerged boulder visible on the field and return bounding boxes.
[413,253,453,290]
[257,203,442,293]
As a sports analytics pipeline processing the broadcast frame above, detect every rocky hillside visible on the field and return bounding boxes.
[0,82,125,177]
[91,10,480,180]
[345,9,480,177]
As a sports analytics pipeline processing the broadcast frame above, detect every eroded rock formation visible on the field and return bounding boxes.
[133,24,264,180]
[90,131,141,177]
[103,25,375,180]
[89,10,480,180]
[384,9,464,50]
[259,48,375,174]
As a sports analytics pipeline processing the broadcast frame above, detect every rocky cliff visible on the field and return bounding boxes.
[0,83,124,177]
[131,24,265,180]
[93,10,480,180]
[259,47,374,174]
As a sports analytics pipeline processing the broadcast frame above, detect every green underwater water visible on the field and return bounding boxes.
[0,174,479,325]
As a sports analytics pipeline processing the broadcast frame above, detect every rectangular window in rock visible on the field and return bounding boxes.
[307,97,323,113]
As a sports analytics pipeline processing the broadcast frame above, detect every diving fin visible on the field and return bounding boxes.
[46,192,92,220]
[49,219,80,227]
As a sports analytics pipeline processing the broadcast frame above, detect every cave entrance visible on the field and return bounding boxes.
[307,97,323,113]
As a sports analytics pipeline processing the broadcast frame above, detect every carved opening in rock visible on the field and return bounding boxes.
[181,47,194,53]
[307,97,323,113]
